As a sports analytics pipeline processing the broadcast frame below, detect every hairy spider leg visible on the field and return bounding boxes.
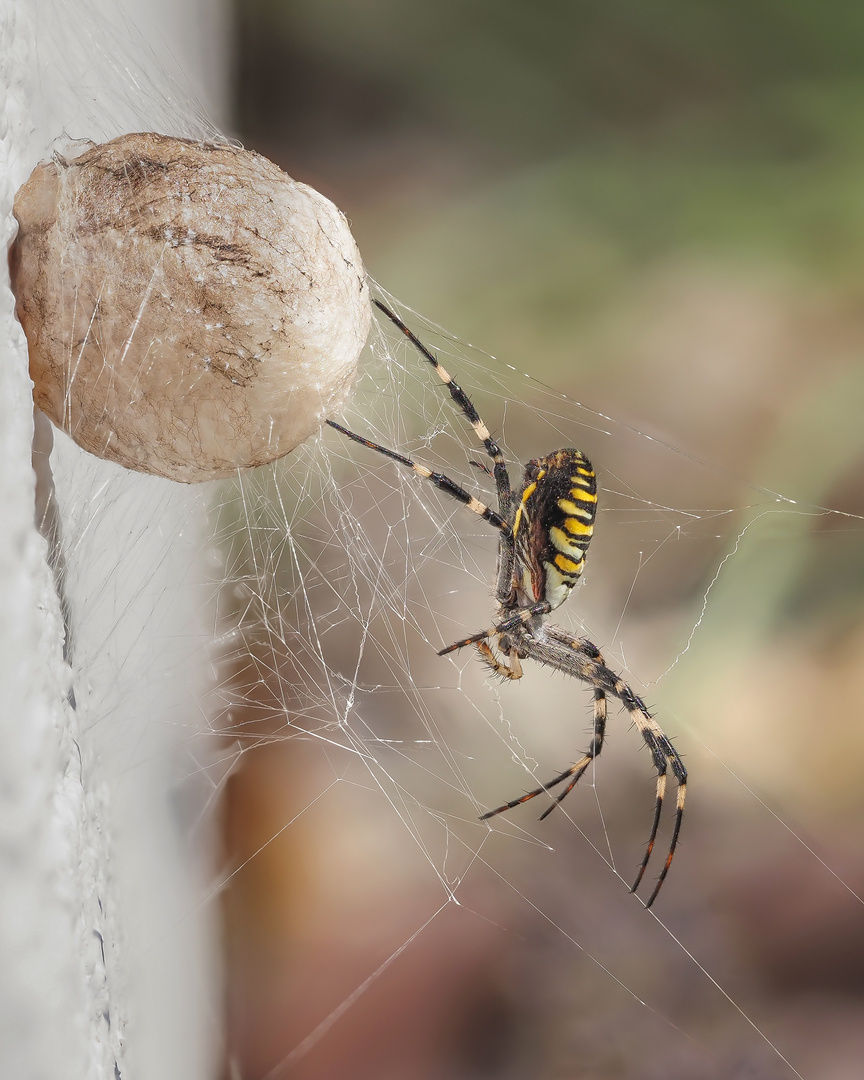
[372,299,517,604]
[330,298,526,638]
[475,640,523,680]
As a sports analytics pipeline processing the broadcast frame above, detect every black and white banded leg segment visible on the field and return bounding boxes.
[330,299,521,604]
[325,420,512,534]
[627,711,687,908]
[371,300,513,517]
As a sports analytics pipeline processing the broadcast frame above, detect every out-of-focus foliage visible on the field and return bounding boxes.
[236,0,864,620]
[235,0,864,342]
[241,0,864,157]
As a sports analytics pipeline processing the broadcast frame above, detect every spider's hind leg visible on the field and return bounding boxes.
[502,626,687,907]
[596,679,687,908]
[538,688,607,819]
[624,697,687,907]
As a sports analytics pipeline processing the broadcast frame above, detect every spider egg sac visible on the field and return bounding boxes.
[9,132,371,483]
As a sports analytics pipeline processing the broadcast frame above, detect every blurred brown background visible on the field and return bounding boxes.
[220,4,864,1078]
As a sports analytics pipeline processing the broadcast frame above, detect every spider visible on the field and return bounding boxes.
[327,300,687,907]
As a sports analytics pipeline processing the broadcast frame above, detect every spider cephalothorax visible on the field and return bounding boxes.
[328,300,687,908]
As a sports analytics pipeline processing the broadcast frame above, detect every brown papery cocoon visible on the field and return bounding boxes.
[11,132,370,482]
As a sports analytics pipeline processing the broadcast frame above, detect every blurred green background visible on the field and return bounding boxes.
[222,4,864,1078]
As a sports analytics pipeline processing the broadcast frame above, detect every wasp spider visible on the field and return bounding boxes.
[327,300,687,907]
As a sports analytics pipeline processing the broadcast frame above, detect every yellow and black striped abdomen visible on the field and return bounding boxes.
[513,448,597,609]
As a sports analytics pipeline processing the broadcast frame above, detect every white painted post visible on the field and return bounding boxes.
[0,1,229,1076]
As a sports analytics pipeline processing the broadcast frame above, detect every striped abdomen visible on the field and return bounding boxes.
[512,448,597,610]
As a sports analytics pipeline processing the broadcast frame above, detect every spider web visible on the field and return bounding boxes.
[206,293,864,1079]
[24,3,864,1078]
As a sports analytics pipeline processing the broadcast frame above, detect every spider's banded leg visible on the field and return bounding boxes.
[624,700,687,907]
[326,420,511,534]
[560,637,687,907]
[372,299,512,515]
[373,300,517,604]
[438,600,552,656]
[506,626,687,906]
[606,682,686,907]
[480,688,607,820]
[539,689,607,819]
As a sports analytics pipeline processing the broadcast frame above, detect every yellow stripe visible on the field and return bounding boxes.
[569,486,597,502]
[513,479,538,538]
[549,526,570,553]
[564,517,593,536]
[554,553,583,574]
